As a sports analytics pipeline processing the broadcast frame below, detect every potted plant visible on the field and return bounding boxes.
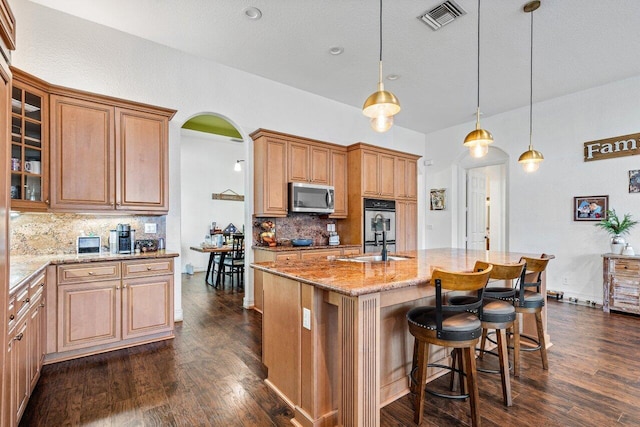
[595,209,638,254]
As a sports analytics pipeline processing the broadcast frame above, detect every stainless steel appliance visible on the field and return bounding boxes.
[115,223,135,254]
[289,182,335,214]
[363,198,396,254]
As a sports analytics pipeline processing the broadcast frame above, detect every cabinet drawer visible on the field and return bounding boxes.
[300,249,342,260]
[30,272,46,295]
[343,248,362,256]
[58,262,121,284]
[275,252,300,261]
[15,286,31,322]
[122,258,174,278]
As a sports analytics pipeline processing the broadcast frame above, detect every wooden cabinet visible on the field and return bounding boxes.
[288,141,330,185]
[10,69,49,211]
[603,256,640,314]
[396,200,418,252]
[252,129,348,218]
[252,130,288,217]
[6,270,46,427]
[361,149,395,198]
[49,258,175,362]
[50,95,172,213]
[395,157,418,200]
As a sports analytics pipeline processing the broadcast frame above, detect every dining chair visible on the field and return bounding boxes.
[222,234,245,289]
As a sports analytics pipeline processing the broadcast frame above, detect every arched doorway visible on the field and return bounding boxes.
[456,146,509,251]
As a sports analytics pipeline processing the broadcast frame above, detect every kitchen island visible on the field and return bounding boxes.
[251,248,551,427]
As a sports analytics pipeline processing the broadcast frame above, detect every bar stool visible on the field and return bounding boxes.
[449,260,526,406]
[407,263,492,426]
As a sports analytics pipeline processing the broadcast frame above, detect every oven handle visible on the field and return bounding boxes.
[326,189,333,208]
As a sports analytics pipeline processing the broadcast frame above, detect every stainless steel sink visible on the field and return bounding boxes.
[337,255,411,262]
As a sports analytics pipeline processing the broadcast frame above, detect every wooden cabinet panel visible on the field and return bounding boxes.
[57,262,120,284]
[362,150,379,196]
[310,145,330,184]
[57,280,122,351]
[289,141,310,183]
[116,108,168,211]
[330,149,348,218]
[28,291,43,391]
[275,252,300,261]
[394,157,417,200]
[50,95,115,211]
[406,160,417,200]
[379,154,395,197]
[122,258,173,278]
[12,317,29,424]
[603,257,640,314]
[396,201,417,252]
[300,249,342,260]
[122,275,173,340]
[253,134,288,217]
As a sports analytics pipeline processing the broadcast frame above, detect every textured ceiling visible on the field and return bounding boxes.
[28,0,640,135]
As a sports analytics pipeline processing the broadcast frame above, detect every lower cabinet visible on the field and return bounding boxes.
[6,271,46,427]
[49,257,175,362]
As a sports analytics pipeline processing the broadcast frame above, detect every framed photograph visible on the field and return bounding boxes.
[629,170,640,193]
[574,195,608,221]
[430,188,446,210]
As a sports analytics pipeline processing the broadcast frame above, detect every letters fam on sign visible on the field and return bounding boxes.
[584,132,640,162]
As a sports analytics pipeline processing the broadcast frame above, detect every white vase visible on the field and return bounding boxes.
[611,235,626,255]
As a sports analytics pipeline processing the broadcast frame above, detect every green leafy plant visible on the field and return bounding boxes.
[595,209,638,236]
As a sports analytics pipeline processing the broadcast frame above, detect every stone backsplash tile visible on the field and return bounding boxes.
[254,213,337,247]
[10,213,166,255]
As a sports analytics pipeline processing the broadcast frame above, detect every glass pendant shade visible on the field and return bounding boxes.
[518,147,544,172]
[370,114,394,133]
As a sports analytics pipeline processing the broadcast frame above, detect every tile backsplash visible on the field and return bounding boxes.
[253,213,337,246]
[10,213,166,255]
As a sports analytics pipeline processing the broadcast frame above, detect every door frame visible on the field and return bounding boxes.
[455,146,509,251]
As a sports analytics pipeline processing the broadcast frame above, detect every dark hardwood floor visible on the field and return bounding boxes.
[20,273,640,426]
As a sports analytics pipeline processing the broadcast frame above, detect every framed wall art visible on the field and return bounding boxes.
[629,170,640,193]
[573,195,608,221]
[430,188,446,210]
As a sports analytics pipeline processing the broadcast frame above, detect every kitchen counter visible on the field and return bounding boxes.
[252,248,551,427]
[252,243,361,252]
[10,251,178,293]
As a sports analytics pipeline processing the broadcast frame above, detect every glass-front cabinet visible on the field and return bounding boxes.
[10,70,48,211]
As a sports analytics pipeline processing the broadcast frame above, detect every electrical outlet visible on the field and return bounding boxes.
[144,223,157,234]
[303,308,311,330]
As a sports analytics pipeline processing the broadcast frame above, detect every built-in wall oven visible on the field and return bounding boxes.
[363,198,396,254]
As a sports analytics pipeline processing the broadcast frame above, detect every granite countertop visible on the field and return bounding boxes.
[10,251,179,293]
[251,248,536,297]
[252,244,361,252]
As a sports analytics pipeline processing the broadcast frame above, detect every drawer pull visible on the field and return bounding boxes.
[24,298,30,303]
[15,333,23,341]
[9,314,14,320]
[40,302,45,308]
[147,266,152,270]
[88,271,95,275]
[40,283,45,287]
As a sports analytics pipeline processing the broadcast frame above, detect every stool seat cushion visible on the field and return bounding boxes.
[484,286,515,299]
[515,290,544,308]
[408,306,481,332]
[483,299,515,315]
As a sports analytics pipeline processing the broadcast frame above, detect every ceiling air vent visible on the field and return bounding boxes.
[418,0,466,31]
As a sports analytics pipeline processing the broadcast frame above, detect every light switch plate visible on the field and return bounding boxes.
[303,308,311,330]
[144,223,157,233]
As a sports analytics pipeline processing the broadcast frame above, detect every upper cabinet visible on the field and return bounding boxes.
[10,70,49,211]
[10,68,176,214]
[252,129,348,218]
[394,157,418,200]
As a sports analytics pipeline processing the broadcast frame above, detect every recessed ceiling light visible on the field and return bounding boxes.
[386,74,400,81]
[329,46,344,55]
[243,7,262,20]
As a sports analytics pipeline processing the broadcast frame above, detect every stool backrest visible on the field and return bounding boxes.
[230,234,245,260]
[517,256,551,305]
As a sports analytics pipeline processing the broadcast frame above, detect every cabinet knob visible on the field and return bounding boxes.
[123,284,127,288]
[88,271,94,275]
[40,302,45,308]
[45,199,50,205]
[15,333,23,341]
[116,202,121,206]
[110,203,115,207]
[147,266,152,270]
[40,283,45,287]
[9,314,14,320]
[25,298,30,303]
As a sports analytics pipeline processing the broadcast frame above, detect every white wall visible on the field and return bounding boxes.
[10,0,427,313]
[180,129,245,272]
[426,75,640,303]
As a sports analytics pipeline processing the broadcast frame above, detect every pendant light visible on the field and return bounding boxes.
[463,0,493,159]
[518,1,544,173]
[234,160,244,172]
[362,0,400,133]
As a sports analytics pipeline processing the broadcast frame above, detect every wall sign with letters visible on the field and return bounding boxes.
[584,132,640,162]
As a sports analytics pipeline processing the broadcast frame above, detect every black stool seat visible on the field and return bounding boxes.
[515,289,544,308]
[484,286,516,299]
[407,306,481,340]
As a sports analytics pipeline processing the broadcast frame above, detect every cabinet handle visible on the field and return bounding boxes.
[24,298,30,303]
[15,333,23,341]
[9,314,14,320]
[88,271,94,275]
[147,266,152,270]
[40,302,45,308]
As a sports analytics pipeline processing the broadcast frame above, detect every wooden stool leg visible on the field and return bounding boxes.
[513,315,521,377]
[449,348,457,392]
[463,346,481,427]
[496,328,512,406]
[478,328,488,360]
[413,340,430,425]
[535,310,548,370]
[410,338,419,395]
[458,348,467,397]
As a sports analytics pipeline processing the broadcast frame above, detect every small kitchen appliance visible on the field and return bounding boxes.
[328,223,340,246]
[115,223,135,254]
[289,182,335,214]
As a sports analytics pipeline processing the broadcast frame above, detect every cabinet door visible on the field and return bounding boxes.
[28,291,43,391]
[362,150,379,196]
[254,137,288,216]
[299,249,342,260]
[13,318,29,423]
[396,201,407,252]
[115,108,169,212]
[396,201,417,252]
[395,157,407,198]
[122,275,174,340]
[330,149,348,218]
[57,280,121,351]
[50,95,115,211]
[379,154,395,197]
[288,141,310,183]
[406,159,417,200]
[309,145,330,184]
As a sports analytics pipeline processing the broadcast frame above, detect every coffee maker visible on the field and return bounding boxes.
[113,223,135,254]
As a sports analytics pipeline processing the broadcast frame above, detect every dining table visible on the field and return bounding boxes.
[189,245,235,287]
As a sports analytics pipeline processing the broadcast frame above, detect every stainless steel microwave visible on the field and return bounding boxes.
[289,182,335,214]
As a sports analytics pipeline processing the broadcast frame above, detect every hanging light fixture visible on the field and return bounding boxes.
[463,0,493,158]
[362,0,400,133]
[519,0,544,173]
[234,160,244,172]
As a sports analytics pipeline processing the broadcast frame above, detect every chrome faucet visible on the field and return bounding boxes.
[373,214,388,261]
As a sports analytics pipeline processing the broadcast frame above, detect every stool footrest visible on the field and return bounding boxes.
[410,364,470,400]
